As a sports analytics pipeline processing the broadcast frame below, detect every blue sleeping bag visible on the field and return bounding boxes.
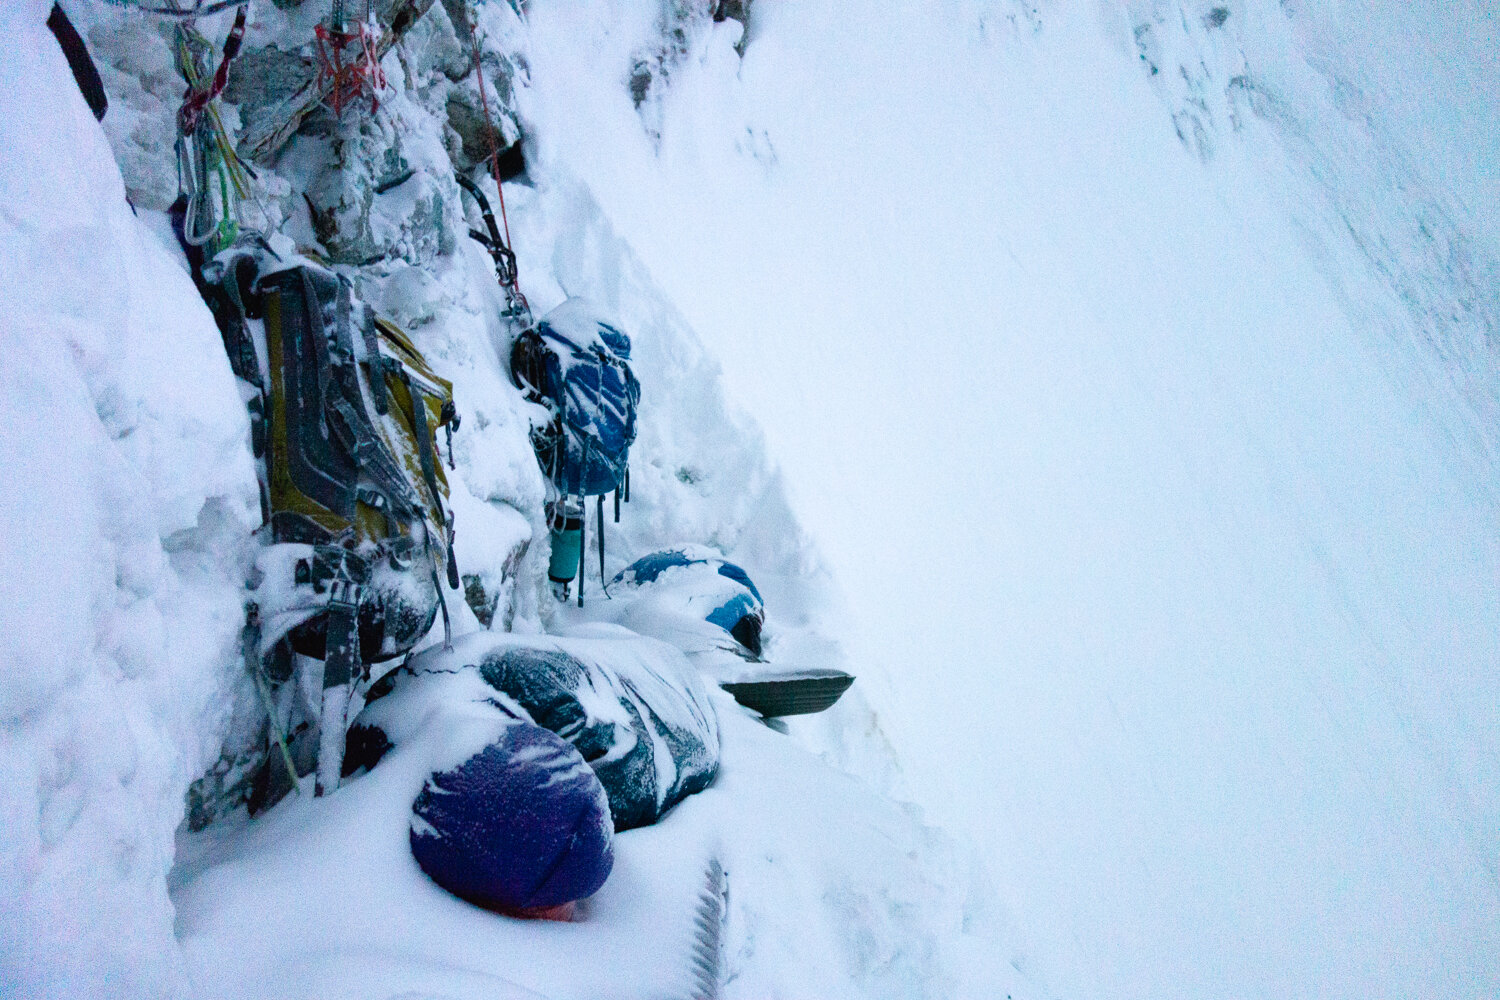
[346,632,719,912]
[609,547,765,658]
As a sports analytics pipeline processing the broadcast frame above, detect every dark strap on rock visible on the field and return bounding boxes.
[48,3,107,122]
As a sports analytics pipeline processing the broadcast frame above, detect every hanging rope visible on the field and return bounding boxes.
[465,10,529,323]
[175,7,251,254]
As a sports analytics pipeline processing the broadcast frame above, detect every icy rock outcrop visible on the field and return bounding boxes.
[297,111,456,266]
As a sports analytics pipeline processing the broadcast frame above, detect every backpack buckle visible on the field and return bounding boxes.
[329,578,363,609]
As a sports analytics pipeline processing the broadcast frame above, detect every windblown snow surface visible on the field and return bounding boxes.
[2,0,1498,998]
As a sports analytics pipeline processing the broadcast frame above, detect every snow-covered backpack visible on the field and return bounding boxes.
[510,298,641,499]
[185,245,462,825]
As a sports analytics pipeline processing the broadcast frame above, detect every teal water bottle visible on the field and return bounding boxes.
[548,501,584,593]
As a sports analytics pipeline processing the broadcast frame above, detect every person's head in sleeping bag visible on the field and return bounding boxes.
[609,547,765,659]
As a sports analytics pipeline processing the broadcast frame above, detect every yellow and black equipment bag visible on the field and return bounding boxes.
[187,246,461,823]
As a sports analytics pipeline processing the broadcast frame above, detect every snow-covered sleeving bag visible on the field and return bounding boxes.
[511,298,641,499]
[344,662,616,918]
[185,247,462,827]
[609,547,766,658]
[347,631,720,834]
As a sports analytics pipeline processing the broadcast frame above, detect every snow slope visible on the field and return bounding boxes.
[517,1,1500,997]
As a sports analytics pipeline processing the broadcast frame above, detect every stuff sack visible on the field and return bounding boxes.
[510,298,640,498]
[410,720,615,918]
[349,632,720,833]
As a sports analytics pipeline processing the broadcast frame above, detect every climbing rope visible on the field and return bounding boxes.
[175,3,244,134]
[174,7,251,254]
[465,10,529,323]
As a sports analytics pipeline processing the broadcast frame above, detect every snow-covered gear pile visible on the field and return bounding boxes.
[610,547,766,658]
[185,250,463,826]
[338,632,717,913]
[340,658,616,919]
[596,547,856,717]
[349,631,720,838]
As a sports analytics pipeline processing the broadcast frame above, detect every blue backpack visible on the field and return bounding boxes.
[511,299,641,499]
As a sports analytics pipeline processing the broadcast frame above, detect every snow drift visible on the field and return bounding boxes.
[0,3,259,994]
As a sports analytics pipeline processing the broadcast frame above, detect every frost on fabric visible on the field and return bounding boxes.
[356,630,719,833]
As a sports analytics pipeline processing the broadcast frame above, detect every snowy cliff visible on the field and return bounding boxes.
[3,1,1498,998]
[0,6,259,992]
[3,1,999,998]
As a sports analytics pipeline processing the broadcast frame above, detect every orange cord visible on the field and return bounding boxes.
[467,16,518,280]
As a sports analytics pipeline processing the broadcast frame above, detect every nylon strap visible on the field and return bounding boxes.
[177,5,246,136]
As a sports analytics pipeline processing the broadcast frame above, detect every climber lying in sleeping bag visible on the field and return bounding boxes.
[344,630,720,918]
[596,546,856,717]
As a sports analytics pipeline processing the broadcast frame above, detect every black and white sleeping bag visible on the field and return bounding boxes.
[349,630,720,848]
